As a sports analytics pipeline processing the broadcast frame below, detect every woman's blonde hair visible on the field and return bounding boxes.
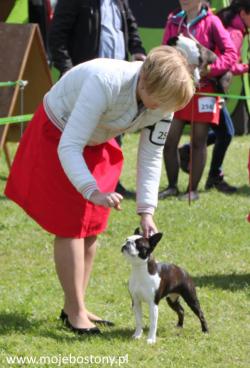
[141,45,195,112]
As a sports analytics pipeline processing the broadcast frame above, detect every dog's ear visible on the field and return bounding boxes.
[148,233,163,253]
[166,36,179,46]
[134,227,142,235]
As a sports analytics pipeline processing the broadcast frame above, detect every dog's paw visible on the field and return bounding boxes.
[147,337,156,344]
[132,329,143,339]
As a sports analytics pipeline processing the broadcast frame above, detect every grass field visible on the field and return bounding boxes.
[0,133,249,368]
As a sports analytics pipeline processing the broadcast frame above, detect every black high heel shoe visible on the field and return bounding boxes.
[60,310,101,335]
[60,309,68,323]
[65,318,101,335]
[60,309,114,327]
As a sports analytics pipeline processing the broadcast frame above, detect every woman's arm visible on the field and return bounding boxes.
[228,27,249,75]
[57,75,109,200]
[136,116,172,215]
[208,16,238,77]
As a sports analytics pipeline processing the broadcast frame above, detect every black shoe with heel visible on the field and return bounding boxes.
[65,319,101,335]
[60,310,101,335]
[115,182,136,199]
[60,309,114,328]
[60,309,68,323]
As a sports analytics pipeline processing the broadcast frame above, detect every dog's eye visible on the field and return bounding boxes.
[136,245,149,259]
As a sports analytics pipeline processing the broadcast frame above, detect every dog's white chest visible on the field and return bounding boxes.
[129,269,161,303]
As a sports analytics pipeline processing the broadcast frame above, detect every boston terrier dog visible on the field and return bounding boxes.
[121,229,208,344]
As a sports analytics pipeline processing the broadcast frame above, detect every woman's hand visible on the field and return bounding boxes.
[140,213,158,238]
[89,190,123,210]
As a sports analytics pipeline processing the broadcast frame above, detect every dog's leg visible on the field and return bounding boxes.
[182,287,209,333]
[132,298,143,339]
[147,302,158,344]
[166,295,184,328]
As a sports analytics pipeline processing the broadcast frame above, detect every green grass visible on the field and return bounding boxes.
[0,134,249,368]
[6,0,28,24]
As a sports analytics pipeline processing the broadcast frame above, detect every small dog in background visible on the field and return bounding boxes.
[167,34,232,92]
[121,229,208,344]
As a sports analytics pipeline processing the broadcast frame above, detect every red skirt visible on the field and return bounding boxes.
[174,84,220,124]
[5,104,123,238]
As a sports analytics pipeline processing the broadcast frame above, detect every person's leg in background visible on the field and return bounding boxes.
[205,105,237,193]
[179,128,216,174]
[159,119,185,199]
[180,122,209,201]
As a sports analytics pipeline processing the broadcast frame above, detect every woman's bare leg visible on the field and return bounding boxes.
[54,236,96,328]
[82,236,102,321]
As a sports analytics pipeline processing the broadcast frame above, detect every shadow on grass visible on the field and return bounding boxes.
[40,327,134,342]
[97,327,133,340]
[0,312,133,341]
[201,186,250,197]
[194,273,250,291]
[0,195,8,201]
[0,312,41,335]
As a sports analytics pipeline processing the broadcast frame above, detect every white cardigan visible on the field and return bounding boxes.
[44,58,173,214]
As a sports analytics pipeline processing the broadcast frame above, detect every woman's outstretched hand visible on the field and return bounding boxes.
[140,213,158,238]
[89,190,123,210]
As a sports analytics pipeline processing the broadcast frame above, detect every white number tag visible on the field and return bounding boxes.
[149,120,171,146]
[198,97,217,113]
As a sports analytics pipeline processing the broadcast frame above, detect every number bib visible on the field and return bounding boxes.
[174,84,220,124]
[148,119,171,146]
[198,97,217,113]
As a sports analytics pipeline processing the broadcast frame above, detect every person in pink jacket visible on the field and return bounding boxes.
[159,0,238,201]
[218,0,250,76]
[170,0,250,196]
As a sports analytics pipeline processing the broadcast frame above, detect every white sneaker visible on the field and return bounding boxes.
[179,191,199,201]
